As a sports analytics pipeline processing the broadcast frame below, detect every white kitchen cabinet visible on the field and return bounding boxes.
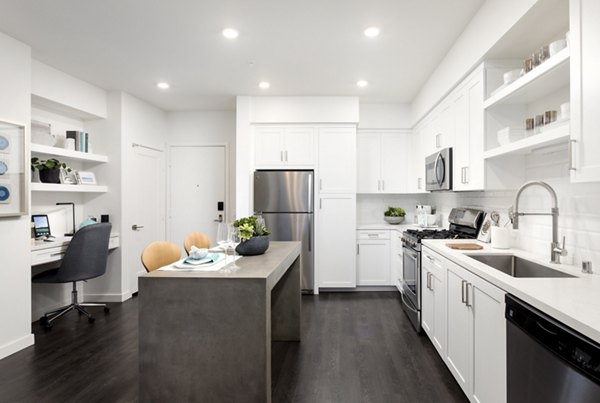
[254,125,314,168]
[423,101,454,157]
[357,130,410,194]
[390,230,403,291]
[356,230,390,286]
[453,67,485,191]
[570,0,600,183]
[421,248,446,356]
[443,254,506,403]
[318,127,356,193]
[408,124,427,193]
[317,195,356,288]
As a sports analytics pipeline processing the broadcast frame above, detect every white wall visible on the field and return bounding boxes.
[166,110,236,220]
[411,0,537,124]
[359,103,412,129]
[0,32,34,359]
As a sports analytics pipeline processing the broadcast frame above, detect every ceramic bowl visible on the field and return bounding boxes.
[384,216,405,225]
[503,69,523,85]
[549,39,567,56]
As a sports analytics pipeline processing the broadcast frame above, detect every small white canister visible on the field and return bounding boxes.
[491,226,512,249]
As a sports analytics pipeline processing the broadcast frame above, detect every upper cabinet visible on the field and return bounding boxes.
[453,66,485,191]
[318,126,356,194]
[254,125,315,168]
[357,130,411,194]
[570,0,600,182]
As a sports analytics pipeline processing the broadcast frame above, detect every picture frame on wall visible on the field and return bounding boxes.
[0,119,28,217]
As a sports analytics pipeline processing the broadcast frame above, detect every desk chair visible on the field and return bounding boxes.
[183,232,211,255]
[141,241,181,272]
[32,223,112,328]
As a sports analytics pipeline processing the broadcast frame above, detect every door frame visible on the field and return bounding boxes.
[166,143,230,241]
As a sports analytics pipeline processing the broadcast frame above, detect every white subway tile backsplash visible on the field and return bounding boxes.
[357,178,600,274]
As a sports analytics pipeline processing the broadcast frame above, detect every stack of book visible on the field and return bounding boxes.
[66,131,89,152]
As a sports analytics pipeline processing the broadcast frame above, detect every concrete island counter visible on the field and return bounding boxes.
[139,241,302,403]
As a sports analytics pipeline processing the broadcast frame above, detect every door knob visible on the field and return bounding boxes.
[131,224,144,231]
[213,214,223,223]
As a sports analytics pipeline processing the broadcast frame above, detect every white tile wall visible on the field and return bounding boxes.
[358,153,600,274]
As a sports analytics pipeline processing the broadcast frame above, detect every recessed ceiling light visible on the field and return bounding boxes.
[364,27,380,38]
[222,28,239,39]
[258,81,270,89]
[157,82,170,89]
[356,80,369,88]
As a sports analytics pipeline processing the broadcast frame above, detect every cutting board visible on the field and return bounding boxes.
[446,243,483,250]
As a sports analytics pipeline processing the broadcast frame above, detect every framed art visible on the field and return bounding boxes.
[59,168,77,185]
[0,119,28,217]
[76,171,97,185]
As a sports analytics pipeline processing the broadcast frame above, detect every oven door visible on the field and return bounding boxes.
[402,245,420,308]
[425,148,452,191]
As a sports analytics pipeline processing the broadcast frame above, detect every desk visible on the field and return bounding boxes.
[139,241,301,403]
[31,234,120,266]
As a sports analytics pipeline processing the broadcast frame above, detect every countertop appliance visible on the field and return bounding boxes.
[254,170,314,293]
[425,147,452,191]
[506,294,600,402]
[400,207,484,332]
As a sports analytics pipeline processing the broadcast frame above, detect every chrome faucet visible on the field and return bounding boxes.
[509,181,567,264]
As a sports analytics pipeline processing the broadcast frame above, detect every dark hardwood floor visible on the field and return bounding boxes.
[0,292,466,403]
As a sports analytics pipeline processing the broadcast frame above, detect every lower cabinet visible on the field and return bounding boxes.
[391,230,403,291]
[423,245,506,403]
[421,248,446,356]
[356,230,390,286]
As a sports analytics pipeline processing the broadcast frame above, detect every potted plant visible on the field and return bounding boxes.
[233,215,271,255]
[384,206,406,225]
[31,157,71,184]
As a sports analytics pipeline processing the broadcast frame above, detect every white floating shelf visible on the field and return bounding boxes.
[31,183,108,193]
[484,122,570,160]
[31,144,108,163]
[484,48,570,109]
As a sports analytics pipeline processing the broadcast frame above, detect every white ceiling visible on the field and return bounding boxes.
[0,0,484,111]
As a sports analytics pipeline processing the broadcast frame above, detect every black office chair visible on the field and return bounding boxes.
[32,223,112,328]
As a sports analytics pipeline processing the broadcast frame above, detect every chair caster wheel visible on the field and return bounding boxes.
[104,307,110,313]
[88,317,95,324]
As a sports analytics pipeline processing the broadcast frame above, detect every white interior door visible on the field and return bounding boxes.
[126,145,165,295]
[168,145,226,251]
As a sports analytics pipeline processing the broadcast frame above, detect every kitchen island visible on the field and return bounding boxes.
[138,241,301,403]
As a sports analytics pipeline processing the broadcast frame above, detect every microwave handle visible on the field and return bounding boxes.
[434,153,444,186]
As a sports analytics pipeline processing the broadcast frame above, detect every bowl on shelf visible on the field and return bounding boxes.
[384,216,405,225]
[503,69,523,85]
[549,39,567,56]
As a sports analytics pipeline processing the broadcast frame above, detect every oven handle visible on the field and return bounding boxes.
[401,292,419,314]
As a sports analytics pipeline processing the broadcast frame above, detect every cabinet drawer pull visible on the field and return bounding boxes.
[426,255,435,262]
[436,133,441,148]
[285,150,288,162]
[50,252,66,257]
[417,177,422,190]
[464,166,469,184]
[465,282,472,307]
[461,280,467,303]
[357,244,359,255]
[430,273,434,291]
[381,180,385,191]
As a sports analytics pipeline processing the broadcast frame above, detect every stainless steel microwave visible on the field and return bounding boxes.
[425,148,452,191]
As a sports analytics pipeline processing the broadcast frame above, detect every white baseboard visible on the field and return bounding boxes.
[84,292,132,303]
[0,334,35,360]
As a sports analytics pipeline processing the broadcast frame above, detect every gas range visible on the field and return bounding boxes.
[400,207,485,333]
[401,228,476,250]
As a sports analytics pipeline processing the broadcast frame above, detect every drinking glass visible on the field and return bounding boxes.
[228,227,242,271]
[216,223,230,254]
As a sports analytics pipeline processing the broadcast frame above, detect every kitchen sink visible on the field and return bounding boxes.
[466,254,575,278]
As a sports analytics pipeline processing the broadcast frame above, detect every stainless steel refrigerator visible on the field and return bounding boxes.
[254,170,314,292]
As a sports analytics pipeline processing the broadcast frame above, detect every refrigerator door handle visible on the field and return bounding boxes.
[308,217,312,252]
[307,173,313,212]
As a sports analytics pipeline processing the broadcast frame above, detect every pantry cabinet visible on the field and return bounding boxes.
[254,125,314,168]
[356,231,390,286]
[570,0,600,183]
[357,130,410,194]
[318,127,356,193]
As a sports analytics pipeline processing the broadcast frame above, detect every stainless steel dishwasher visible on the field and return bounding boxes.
[506,294,600,403]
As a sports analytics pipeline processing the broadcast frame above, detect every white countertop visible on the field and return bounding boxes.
[357,222,418,231]
[423,239,600,343]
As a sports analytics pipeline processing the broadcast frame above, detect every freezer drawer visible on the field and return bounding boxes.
[261,213,314,291]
